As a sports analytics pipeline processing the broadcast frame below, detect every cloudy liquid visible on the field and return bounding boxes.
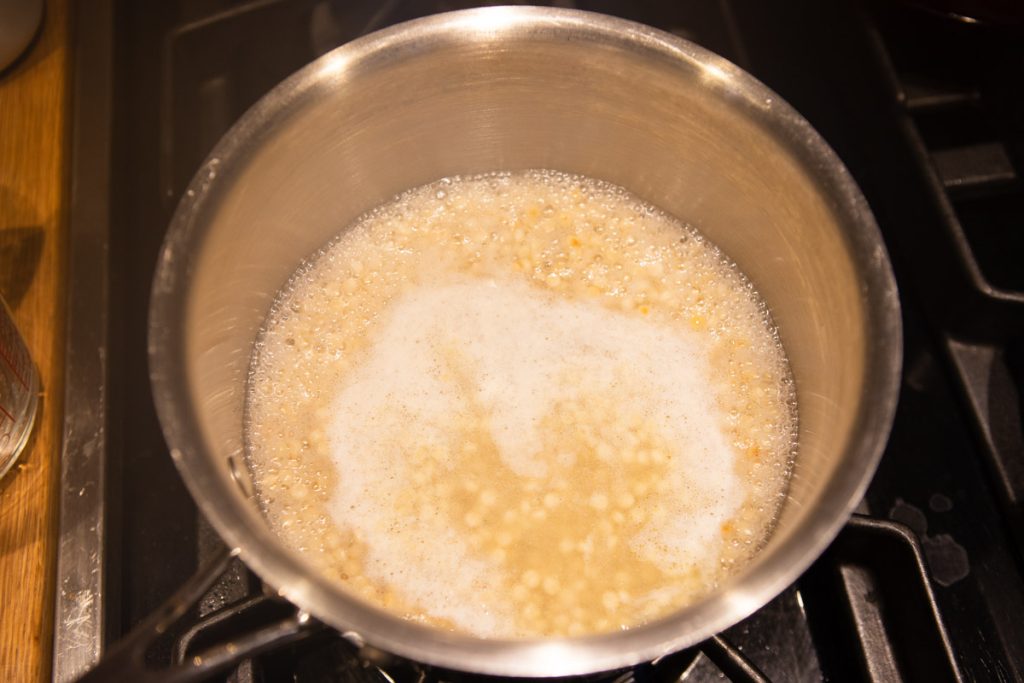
[245,170,796,638]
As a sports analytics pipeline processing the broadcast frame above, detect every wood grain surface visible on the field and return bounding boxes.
[0,0,71,680]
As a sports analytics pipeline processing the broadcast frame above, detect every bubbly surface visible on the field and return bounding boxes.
[245,170,796,638]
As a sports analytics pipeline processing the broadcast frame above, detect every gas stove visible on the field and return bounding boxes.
[57,1,1024,681]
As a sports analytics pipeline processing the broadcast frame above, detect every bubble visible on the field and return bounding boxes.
[244,169,797,639]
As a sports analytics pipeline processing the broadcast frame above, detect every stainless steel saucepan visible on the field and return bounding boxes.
[147,7,902,677]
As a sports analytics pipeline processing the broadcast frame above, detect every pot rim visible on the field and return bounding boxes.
[148,6,902,677]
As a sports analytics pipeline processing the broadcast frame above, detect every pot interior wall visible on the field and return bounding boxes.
[181,22,868,603]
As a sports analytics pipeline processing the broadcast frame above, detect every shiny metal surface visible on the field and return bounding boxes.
[149,7,902,677]
[54,0,113,679]
[77,547,321,683]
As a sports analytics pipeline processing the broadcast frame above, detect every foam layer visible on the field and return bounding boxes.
[327,279,741,634]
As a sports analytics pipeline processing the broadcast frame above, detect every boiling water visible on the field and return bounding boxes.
[245,170,796,637]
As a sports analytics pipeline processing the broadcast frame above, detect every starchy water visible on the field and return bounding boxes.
[245,170,797,638]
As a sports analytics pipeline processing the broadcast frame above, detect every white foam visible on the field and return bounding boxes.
[327,278,741,635]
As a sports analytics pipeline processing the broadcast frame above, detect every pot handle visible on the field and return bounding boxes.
[75,547,320,683]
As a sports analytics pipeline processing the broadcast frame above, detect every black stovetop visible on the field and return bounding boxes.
[63,1,1024,681]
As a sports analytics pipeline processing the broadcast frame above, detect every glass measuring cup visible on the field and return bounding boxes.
[0,295,39,481]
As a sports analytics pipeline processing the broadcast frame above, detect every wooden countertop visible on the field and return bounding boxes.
[0,0,71,680]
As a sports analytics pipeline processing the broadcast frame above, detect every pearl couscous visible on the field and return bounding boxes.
[245,170,796,638]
